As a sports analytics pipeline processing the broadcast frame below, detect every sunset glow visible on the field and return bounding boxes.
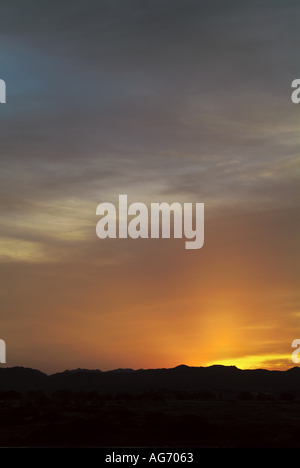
[0,1,299,376]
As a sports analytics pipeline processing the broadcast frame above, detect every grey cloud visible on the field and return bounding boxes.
[0,0,299,235]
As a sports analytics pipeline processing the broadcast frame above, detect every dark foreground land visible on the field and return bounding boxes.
[0,365,300,447]
[0,390,300,447]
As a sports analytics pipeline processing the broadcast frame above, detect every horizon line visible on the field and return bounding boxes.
[0,362,298,376]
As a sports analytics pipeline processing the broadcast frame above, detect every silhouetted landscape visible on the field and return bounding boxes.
[0,364,299,447]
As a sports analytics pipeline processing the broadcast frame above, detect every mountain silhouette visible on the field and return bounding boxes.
[0,364,299,397]
[0,364,300,447]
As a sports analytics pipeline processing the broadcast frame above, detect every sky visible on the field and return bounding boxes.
[0,0,299,374]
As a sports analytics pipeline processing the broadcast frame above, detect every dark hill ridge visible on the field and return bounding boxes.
[0,364,299,396]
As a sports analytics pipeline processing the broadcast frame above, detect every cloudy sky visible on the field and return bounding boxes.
[0,1,299,374]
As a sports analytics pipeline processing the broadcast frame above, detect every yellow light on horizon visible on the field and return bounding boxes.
[205,353,293,371]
